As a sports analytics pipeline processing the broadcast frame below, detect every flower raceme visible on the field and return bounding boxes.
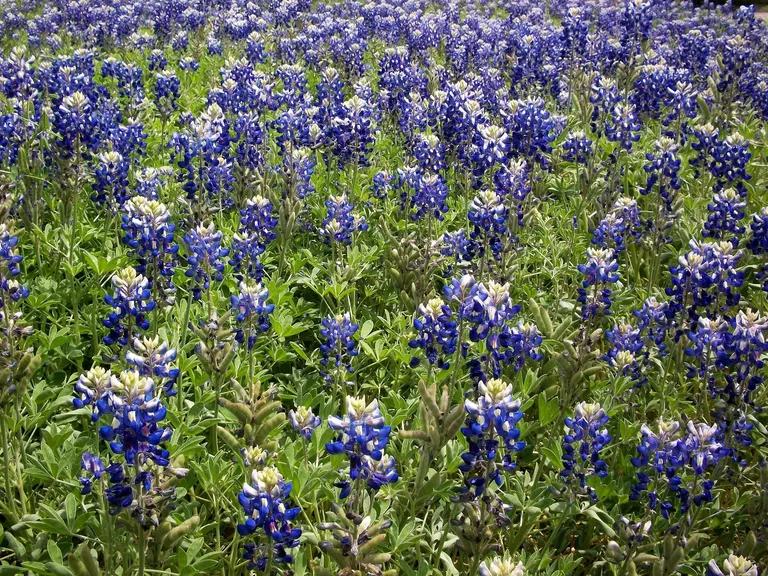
[229,195,277,281]
[480,556,526,576]
[326,397,397,497]
[707,555,759,576]
[288,406,321,440]
[561,402,612,501]
[103,267,156,347]
[237,466,302,570]
[230,280,274,349]
[319,312,359,382]
[442,275,542,381]
[578,248,620,321]
[183,221,229,300]
[409,297,458,370]
[320,194,368,245]
[459,378,525,499]
[630,420,728,518]
[75,369,178,519]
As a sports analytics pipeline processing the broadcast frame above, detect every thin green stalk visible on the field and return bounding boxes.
[176,290,194,413]
[138,524,146,576]
[264,544,274,576]
[228,532,241,575]
[101,487,113,574]
[1,411,19,519]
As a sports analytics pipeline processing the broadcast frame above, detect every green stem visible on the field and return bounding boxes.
[212,370,223,453]
[138,524,146,576]
[13,401,28,516]
[101,486,113,574]
[176,291,194,413]
[264,544,274,576]
[1,411,19,519]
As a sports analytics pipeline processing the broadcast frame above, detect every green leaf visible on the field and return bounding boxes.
[47,540,63,564]
[64,493,78,525]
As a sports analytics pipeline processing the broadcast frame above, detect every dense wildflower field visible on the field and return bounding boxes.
[2,0,768,575]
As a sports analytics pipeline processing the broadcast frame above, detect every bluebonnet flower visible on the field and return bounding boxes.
[561,402,611,502]
[320,195,367,245]
[413,133,446,173]
[245,32,266,64]
[719,309,768,407]
[288,407,321,440]
[179,57,199,72]
[229,195,277,282]
[276,64,308,107]
[241,446,269,469]
[53,91,100,155]
[154,71,180,119]
[631,420,728,518]
[237,466,302,570]
[592,197,644,254]
[504,97,561,167]
[73,366,113,420]
[231,281,274,350]
[440,229,475,270]
[121,197,178,301]
[747,208,768,292]
[578,248,620,321]
[372,171,393,199]
[134,168,168,200]
[703,188,746,245]
[605,101,641,151]
[360,454,399,491]
[320,313,359,383]
[562,130,593,164]
[747,208,768,256]
[103,267,156,347]
[148,50,167,71]
[663,81,698,135]
[590,76,621,136]
[666,240,744,325]
[93,150,130,207]
[170,104,233,208]
[473,124,510,177]
[98,370,172,466]
[642,136,682,219]
[711,134,751,185]
[126,336,179,397]
[171,32,189,52]
[605,322,646,386]
[207,35,222,56]
[101,58,144,103]
[326,397,397,497]
[83,369,183,521]
[493,158,532,229]
[468,189,508,263]
[79,452,105,495]
[629,419,682,518]
[183,222,228,301]
[459,378,525,499]
[449,278,542,381]
[332,95,376,167]
[409,171,449,221]
[284,147,316,199]
[691,123,720,176]
[231,111,265,171]
[707,555,759,576]
[0,112,22,166]
[479,557,526,576]
[0,224,25,295]
[409,297,458,369]
[632,64,687,121]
